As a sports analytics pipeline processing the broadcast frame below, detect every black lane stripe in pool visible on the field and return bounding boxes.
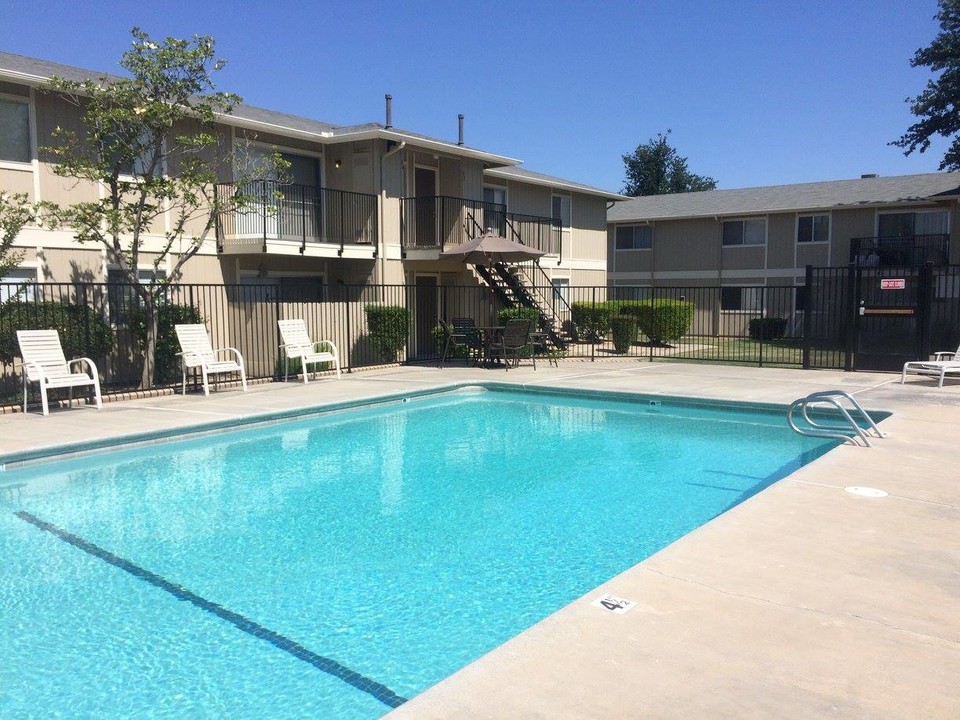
[14,511,408,709]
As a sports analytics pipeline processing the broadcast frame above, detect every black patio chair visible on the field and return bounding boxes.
[486,318,534,371]
[438,318,484,367]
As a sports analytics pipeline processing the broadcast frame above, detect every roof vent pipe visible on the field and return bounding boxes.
[458,114,464,146]
[385,94,393,129]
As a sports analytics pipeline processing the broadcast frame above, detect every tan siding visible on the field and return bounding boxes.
[766,213,796,269]
[721,244,765,271]
[568,194,607,261]
[797,241,830,267]
[38,247,103,282]
[237,129,323,156]
[0,81,30,97]
[507,182,551,216]
[0,167,33,194]
[654,218,720,273]
[829,208,875,264]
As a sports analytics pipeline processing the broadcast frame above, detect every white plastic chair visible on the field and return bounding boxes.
[174,324,247,396]
[16,329,103,415]
[278,319,341,383]
[901,342,960,388]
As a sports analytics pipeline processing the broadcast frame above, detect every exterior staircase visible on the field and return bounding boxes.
[473,262,570,350]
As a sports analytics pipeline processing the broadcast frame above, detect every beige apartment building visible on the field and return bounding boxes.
[608,172,960,298]
[0,51,621,307]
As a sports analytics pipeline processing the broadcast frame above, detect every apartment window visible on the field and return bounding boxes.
[798,215,829,243]
[551,276,570,304]
[721,286,763,311]
[236,274,326,303]
[107,268,165,321]
[0,267,37,303]
[878,210,949,237]
[794,285,808,312]
[615,225,652,250]
[0,96,31,163]
[552,194,571,229]
[722,218,766,246]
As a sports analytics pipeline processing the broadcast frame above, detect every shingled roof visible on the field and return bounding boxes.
[608,173,960,223]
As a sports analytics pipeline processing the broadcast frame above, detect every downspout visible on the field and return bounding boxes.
[379,140,406,281]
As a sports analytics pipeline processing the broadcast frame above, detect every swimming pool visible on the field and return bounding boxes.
[0,386,837,718]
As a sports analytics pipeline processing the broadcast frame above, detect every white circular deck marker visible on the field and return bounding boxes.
[845,486,888,498]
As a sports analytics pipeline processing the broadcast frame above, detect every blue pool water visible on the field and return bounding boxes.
[0,388,835,718]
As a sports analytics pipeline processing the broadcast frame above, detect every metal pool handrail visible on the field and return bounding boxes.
[788,390,885,447]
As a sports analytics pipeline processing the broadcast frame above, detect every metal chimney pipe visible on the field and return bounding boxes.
[385,94,393,129]
[457,114,464,146]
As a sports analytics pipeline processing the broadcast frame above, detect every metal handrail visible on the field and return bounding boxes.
[787,390,885,447]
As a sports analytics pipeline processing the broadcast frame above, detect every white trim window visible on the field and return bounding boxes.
[550,276,570,304]
[878,210,949,237]
[721,286,764,311]
[722,218,766,246]
[0,267,37,302]
[615,225,652,250]
[107,267,166,321]
[0,95,31,164]
[797,214,829,243]
[552,194,571,230]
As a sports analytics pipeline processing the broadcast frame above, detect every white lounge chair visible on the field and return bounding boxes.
[901,342,960,388]
[278,319,341,383]
[16,329,103,415]
[174,324,247,396]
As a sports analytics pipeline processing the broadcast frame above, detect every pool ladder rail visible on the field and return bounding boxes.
[788,390,886,447]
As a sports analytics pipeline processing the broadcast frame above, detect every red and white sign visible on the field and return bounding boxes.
[880,278,906,290]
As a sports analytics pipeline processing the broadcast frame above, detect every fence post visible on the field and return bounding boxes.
[844,263,857,372]
[802,265,812,369]
[345,285,353,372]
[918,261,935,361]
[758,286,765,368]
[591,286,596,362]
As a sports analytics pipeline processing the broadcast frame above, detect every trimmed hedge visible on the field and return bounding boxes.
[364,304,410,362]
[497,306,541,328]
[571,299,694,345]
[610,314,637,353]
[748,317,787,341]
[634,299,694,344]
[0,300,114,364]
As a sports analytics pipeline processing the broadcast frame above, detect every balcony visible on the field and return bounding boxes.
[850,234,950,267]
[215,181,378,257]
[400,195,560,257]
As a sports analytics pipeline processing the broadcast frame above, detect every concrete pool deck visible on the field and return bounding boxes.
[2,360,958,718]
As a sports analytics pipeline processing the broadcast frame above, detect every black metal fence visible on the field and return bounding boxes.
[215,181,379,253]
[1,280,817,408]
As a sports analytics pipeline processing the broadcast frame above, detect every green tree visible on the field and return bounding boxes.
[622,131,716,196]
[0,192,34,279]
[42,28,283,388]
[892,0,960,169]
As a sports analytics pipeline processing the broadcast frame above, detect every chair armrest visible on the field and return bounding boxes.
[69,357,101,382]
[18,360,47,382]
[314,340,339,356]
[933,351,957,361]
[214,346,245,366]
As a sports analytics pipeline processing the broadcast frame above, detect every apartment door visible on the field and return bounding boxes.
[415,167,438,248]
[414,275,439,358]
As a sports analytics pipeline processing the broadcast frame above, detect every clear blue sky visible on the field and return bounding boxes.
[0,0,949,193]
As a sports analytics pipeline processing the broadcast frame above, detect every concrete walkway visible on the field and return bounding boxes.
[2,360,959,718]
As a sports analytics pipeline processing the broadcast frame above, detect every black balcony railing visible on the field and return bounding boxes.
[215,181,378,255]
[850,234,949,266]
[400,195,560,256]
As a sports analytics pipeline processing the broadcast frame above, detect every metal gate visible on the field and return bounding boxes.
[804,264,960,371]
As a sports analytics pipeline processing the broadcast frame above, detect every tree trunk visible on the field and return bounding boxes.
[140,300,159,390]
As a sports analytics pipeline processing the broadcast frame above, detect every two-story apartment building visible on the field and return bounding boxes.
[608,172,960,297]
[0,51,621,350]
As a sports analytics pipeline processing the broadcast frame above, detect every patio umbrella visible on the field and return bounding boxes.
[440,229,546,265]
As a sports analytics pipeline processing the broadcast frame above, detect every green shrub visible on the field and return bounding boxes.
[132,303,204,385]
[364,304,410,362]
[748,317,787,341]
[496,306,541,328]
[635,299,694,344]
[610,314,637,353]
[0,300,114,364]
[571,302,613,342]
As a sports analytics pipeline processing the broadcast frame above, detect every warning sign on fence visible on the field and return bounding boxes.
[880,278,906,290]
